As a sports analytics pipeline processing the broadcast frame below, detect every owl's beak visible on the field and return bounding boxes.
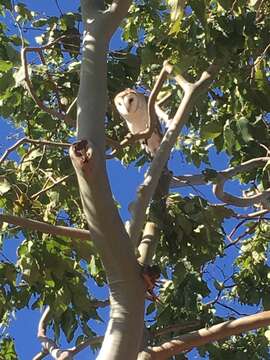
[124,96,134,111]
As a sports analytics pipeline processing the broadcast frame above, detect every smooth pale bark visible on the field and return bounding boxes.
[139,311,270,359]
[0,213,91,240]
[71,1,145,360]
[128,63,220,247]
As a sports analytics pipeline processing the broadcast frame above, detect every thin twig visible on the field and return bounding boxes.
[227,218,249,243]
[21,36,79,126]
[225,220,260,249]
[0,137,70,164]
[30,174,72,200]
[54,0,63,15]
[216,302,248,316]
[253,42,270,66]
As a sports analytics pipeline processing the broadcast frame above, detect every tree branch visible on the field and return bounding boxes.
[70,1,146,358]
[128,61,220,246]
[108,0,132,36]
[30,174,72,200]
[142,311,270,359]
[171,157,270,209]
[34,306,103,360]
[138,169,172,265]
[0,137,70,164]
[170,174,206,188]
[22,37,77,126]
[0,213,91,241]
[213,157,270,207]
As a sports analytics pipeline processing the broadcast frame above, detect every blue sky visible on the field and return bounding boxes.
[0,1,263,359]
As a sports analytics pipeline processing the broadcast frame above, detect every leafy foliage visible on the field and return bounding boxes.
[0,0,270,358]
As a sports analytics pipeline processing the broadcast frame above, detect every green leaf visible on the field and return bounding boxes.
[32,18,48,27]
[0,69,15,92]
[236,117,253,143]
[0,178,11,194]
[61,308,78,342]
[223,120,236,154]
[0,60,13,72]
[201,121,223,139]
[217,0,234,10]
[0,337,18,360]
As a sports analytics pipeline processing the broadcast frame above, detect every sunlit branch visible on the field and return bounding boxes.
[213,157,270,207]
[171,157,270,209]
[0,213,91,241]
[144,311,270,359]
[34,306,104,360]
[128,60,220,246]
[237,209,269,218]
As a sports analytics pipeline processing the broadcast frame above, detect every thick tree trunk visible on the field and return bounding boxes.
[71,1,145,359]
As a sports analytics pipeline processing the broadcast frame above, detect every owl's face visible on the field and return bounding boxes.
[114,89,139,116]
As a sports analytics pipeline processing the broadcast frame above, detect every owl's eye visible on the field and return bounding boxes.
[129,98,134,104]
[118,102,122,106]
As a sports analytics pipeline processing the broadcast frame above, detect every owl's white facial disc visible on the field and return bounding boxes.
[115,93,138,116]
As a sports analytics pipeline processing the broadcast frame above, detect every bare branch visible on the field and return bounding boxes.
[34,306,103,360]
[213,157,270,207]
[54,0,63,15]
[225,221,260,250]
[0,213,91,241]
[171,157,270,209]
[138,169,172,265]
[144,311,270,359]
[70,139,145,359]
[36,307,74,360]
[0,137,70,164]
[32,351,48,360]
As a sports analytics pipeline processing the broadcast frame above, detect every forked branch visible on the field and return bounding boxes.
[171,156,270,208]
[128,60,220,246]
[213,157,270,207]
[34,307,102,360]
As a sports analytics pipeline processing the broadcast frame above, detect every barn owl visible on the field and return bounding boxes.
[114,88,163,157]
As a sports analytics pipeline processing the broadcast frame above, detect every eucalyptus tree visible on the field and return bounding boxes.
[0,0,270,359]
